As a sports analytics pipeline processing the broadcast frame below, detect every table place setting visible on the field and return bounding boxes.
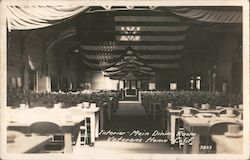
[181,109,194,117]
[194,113,216,118]
[75,101,91,108]
[238,104,243,110]
[224,124,242,138]
[81,104,100,112]
[7,131,19,143]
[200,103,210,110]
[53,102,63,109]
[181,114,240,125]
[19,103,29,109]
[208,117,239,123]
[215,106,223,110]
[219,114,237,118]
[181,114,193,117]
[211,123,243,154]
[219,108,238,118]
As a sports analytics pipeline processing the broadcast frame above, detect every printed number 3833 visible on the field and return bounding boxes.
[200,145,212,150]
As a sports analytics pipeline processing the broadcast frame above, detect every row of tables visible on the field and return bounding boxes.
[142,96,243,154]
[6,97,119,153]
[212,134,243,154]
[180,115,242,154]
[7,131,51,153]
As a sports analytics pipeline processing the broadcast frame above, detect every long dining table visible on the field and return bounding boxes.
[211,134,243,154]
[6,106,100,153]
[180,115,242,154]
[7,130,51,153]
[164,107,223,145]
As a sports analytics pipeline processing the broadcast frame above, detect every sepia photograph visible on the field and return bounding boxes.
[0,0,249,159]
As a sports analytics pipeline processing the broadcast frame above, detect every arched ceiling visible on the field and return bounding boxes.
[40,6,242,80]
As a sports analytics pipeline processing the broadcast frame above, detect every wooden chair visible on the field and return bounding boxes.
[72,120,88,149]
[68,108,88,148]
[177,108,199,148]
[30,122,64,153]
[194,113,217,118]
[179,107,200,116]
[206,121,240,153]
[178,107,200,130]
[218,108,240,116]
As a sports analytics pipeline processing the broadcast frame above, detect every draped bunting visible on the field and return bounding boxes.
[6,5,241,31]
[166,6,242,33]
[77,7,241,79]
[80,45,156,80]
[7,5,88,30]
[166,7,242,23]
[6,5,242,80]
[79,10,187,76]
[102,49,156,80]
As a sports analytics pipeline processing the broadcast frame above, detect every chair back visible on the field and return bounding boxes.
[194,113,217,118]
[218,108,240,116]
[30,122,61,135]
[82,102,89,108]
[180,107,199,116]
[209,121,238,135]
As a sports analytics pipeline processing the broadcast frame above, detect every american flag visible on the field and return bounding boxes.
[79,10,188,79]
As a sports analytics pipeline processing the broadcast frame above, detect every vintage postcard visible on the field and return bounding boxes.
[0,0,249,159]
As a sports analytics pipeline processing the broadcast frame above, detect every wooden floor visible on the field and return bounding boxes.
[74,101,183,156]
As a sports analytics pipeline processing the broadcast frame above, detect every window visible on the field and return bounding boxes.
[119,80,124,89]
[196,76,201,90]
[137,81,141,89]
[131,80,136,89]
[190,77,194,90]
[149,83,156,90]
[190,76,201,90]
[170,83,177,90]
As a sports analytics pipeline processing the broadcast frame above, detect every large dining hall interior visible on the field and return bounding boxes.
[2,4,246,158]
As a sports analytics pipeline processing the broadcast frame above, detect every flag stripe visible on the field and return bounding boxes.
[81,49,183,55]
[116,35,186,42]
[81,40,186,46]
[115,21,186,26]
[137,58,180,64]
[114,16,182,22]
[114,30,187,36]
[115,25,188,32]
[137,54,182,59]
[147,63,179,68]
[82,54,121,59]
[80,45,184,51]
